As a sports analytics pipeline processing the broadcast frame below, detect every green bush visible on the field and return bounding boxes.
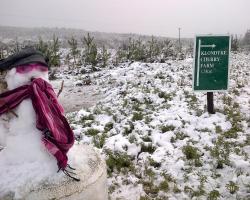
[93,133,107,148]
[104,122,113,132]
[132,112,144,121]
[158,92,173,101]
[208,190,220,200]
[141,143,156,154]
[182,145,200,160]
[106,151,134,176]
[159,180,169,192]
[85,128,100,136]
[161,125,175,133]
[226,181,239,194]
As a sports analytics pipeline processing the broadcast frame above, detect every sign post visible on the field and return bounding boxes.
[193,35,230,114]
[207,92,215,114]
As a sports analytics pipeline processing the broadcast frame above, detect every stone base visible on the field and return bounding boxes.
[2,144,108,200]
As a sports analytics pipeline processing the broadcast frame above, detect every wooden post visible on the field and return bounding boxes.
[207,92,215,114]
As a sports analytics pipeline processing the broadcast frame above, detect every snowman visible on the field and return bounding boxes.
[0,48,81,199]
[0,48,107,200]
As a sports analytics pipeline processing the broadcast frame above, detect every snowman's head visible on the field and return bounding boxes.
[5,64,49,90]
[0,48,49,91]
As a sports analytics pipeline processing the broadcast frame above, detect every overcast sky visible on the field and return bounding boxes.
[0,0,249,38]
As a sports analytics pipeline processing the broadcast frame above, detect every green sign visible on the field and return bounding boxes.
[193,35,230,91]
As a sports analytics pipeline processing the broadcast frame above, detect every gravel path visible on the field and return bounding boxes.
[51,79,102,113]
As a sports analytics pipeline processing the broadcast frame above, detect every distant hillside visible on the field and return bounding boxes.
[0,26,192,49]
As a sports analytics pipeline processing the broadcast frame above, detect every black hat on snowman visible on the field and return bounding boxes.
[0,47,48,71]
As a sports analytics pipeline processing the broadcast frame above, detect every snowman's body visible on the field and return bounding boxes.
[0,67,60,198]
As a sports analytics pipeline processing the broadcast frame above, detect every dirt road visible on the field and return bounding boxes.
[51,79,102,113]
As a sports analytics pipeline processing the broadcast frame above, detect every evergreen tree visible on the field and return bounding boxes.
[162,39,174,59]
[100,45,110,68]
[186,43,194,57]
[11,38,21,54]
[82,33,94,53]
[242,30,250,47]
[126,38,135,60]
[49,35,61,67]
[120,38,146,61]
[64,53,70,67]
[147,36,160,62]
[82,33,98,67]
[68,36,80,68]
[36,36,50,63]
[37,37,49,55]
[0,42,7,59]
[36,36,61,67]
[132,38,146,61]
[88,43,98,66]
[231,35,239,52]
[114,47,127,65]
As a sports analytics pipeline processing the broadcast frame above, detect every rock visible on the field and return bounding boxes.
[76,82,83,86]
[1,144,108,200]
[83,78,91,85]
[75,80,83,86]
[80,68,86,74]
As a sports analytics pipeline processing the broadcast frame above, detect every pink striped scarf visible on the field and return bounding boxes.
[0,78,74,170]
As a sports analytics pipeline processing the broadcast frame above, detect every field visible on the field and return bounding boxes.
[51,52,250,200]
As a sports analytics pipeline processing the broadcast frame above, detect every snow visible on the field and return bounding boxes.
[68,52,250,199]
[95,114,113,126]
[0,50,249,199]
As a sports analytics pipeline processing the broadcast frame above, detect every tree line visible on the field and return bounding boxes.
[0,33,188,69]
[1,30,250,69]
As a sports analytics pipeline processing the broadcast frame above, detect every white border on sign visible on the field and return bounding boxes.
[192,34,231,92]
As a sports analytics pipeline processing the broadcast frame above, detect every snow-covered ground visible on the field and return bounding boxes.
[64,52,250,200]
